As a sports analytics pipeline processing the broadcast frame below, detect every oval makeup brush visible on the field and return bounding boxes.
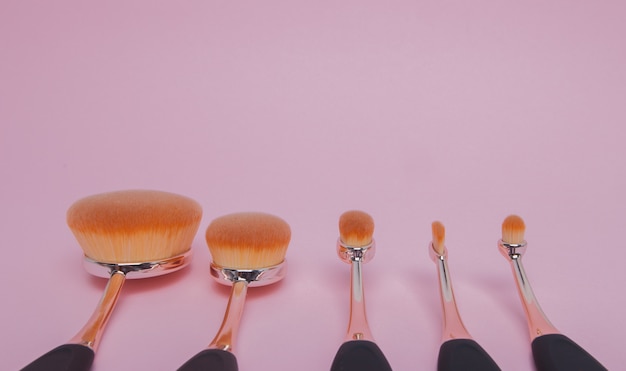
[330,210,392,371]
[429,221,501,371]
[21,190,202,371]
[177,212,291,371]
[498,215,606,371]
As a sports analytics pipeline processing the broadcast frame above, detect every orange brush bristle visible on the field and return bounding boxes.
[502,214,526,245]
[431,221,446,256]
[339,210,375,247]
[206,212,291,270]
[66,190,202,264]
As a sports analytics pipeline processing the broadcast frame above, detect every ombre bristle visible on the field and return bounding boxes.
[339,210,375,247]
[431,221,446,256]
[502,214,526,245]
[206,212,291,270]
[66,190,203,264]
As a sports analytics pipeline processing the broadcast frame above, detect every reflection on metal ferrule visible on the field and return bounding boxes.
[82,249,192,279]
[499,240,527,259]
[210,261,287,287]
[337,238,376,264]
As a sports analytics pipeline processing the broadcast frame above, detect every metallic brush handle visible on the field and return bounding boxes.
[345,260,374,341]
[498,241,606,370]
[209,280,248,352]
[178,262,286,371]
[337,239,376,342]
[430,244,500,371]
[69,271,126,349]
[430,245,472,342]
[21,270,126,371]
[332,239,392,370]
[498,241,559,340]
[178,281,247,371]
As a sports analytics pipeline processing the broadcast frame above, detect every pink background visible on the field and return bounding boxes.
[1,1,624,370]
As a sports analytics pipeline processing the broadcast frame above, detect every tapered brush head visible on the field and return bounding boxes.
[339,210,374,247]
[67,190,203,264]
[431,221,445,255]
[502,214,526,245]
[206,212,291,270]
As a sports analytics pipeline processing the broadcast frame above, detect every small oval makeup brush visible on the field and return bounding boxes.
[330,210,392,371]
[177,212,291,371]
[429,221,501,371]
[498,215,607,371]
[21,190,202,371]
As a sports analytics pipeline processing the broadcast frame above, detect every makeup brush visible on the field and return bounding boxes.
[21,190,202,371]
[498,214,606,371]
[429,221,500,371]
[330,210,392,371]
[177,212,291,371]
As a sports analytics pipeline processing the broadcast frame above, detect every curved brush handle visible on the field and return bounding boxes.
[531,334,606,371]
[177,349,238,371]
[21,344,95,371]
[437,339,500,371]
[330,340,392,371]
[21,271,125,371]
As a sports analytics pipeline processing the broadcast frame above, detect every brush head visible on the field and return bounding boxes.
[339,210,374,247]
[206,212,291,270]
[502,214,526,245]
[67,190,203,264]
[431,221,446,255]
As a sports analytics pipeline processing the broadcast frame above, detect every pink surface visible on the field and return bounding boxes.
[1,1,624,370]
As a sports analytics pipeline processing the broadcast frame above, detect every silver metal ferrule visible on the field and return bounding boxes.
[499,241,527,259]
[82,248,192,279]
[429,243,472,342]
[337,238,376,264]
[209,260,287,287]
[498,240,560,340]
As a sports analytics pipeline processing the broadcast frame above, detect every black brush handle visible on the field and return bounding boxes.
[21,344,95,371]
[177,348,238,371]
[330,340,392,371]
[531,333,606,371]
[437,339,501,371]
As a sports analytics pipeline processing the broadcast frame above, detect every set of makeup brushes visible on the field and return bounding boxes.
[19,190,606,371]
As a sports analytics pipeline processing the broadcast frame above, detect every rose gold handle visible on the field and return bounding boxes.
[431,247,472,342]
[345,260,374,341]
[69,270,126,350]
[209,280,248,352]
[498,240,560,340]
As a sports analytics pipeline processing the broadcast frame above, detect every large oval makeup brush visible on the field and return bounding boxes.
[177,212,291,371]
[330,210,392,371]
[21,190,202,371]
